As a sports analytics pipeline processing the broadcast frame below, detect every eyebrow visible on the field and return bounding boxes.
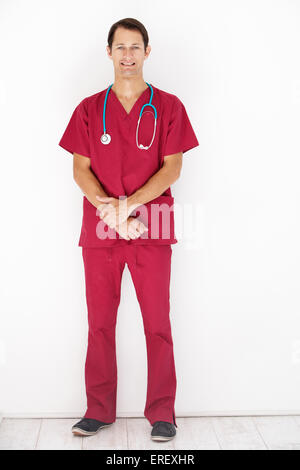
[115,43,142,46]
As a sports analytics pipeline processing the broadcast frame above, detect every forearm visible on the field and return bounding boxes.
[127,164,179,213]
[73,167,108,209]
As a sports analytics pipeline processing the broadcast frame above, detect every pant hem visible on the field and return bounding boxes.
[84,409,115,424]
[145,409,178,428]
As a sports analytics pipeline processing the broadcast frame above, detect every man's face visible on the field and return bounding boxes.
[107,27,151,77]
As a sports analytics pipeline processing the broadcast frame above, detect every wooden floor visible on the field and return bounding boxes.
[1,416,300,450]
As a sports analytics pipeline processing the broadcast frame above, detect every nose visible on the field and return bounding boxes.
[122,48,135,59]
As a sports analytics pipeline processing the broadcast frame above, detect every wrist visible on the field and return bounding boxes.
[127,194,142,216]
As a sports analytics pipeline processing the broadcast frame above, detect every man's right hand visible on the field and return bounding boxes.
[116,217,148,240]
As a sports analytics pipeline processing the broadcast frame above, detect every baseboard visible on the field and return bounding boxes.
[2,410,300,419]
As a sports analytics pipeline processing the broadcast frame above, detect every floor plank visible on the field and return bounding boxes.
[2,416,300,450]
[212,417,267,450]
[126,418,175,450]
[172,418,220,450]
[36,418,82,450]
[254,416,300,450]
[292,415,300,427]
[0,418,41,450]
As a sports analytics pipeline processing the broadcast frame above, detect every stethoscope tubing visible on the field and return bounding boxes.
[101,82,157,150]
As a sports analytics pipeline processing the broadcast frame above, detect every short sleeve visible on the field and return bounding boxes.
[58,98,90,158]
[163,96,199,157]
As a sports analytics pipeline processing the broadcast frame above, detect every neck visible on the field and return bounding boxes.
[111,77,148,98]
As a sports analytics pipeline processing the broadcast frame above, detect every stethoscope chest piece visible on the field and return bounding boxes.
[100,133,111,145]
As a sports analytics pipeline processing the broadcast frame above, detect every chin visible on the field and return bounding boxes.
[120,70,137,75]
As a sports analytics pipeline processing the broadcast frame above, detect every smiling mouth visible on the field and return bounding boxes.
[120,62,135,66]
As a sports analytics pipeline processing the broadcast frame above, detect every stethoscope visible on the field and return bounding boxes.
[100,82,157,150]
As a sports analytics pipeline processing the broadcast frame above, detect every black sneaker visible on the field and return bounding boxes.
[72,418,113,436]
[151,421,177,441]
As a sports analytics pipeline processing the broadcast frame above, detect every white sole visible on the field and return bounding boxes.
[72,423,113,436]
[151,435,175,441]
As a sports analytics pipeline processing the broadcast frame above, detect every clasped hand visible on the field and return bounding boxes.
[96,195,147,240]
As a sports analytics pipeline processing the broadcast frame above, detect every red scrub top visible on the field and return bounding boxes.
[59,84,199,247]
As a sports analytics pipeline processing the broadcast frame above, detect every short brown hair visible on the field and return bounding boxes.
[107,18,149,52]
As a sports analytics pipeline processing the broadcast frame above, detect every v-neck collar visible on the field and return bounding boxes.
[109,84,151,120]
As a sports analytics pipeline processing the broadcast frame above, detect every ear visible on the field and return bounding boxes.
[106,45,112,59]
[145,45,151,60]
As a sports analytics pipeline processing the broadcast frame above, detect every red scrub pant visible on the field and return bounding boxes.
[81,244,177,428]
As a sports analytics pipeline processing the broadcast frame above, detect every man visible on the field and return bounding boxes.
[59,18,199,442]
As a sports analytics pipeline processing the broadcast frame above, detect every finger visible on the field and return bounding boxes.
[129,220,139,230]
[137,222,148,233]
[119,231,130,240]
[103,216,115,228]
[97,204,105,216]
[128,228,139,239]
[117,227,130,240]
[131,219,146,233]
[108,214,118,227]
[129,223,143,237]
[107,218,117,229]
[133,229,141,238]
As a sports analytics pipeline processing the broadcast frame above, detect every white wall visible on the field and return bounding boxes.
[1,0,300,417]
